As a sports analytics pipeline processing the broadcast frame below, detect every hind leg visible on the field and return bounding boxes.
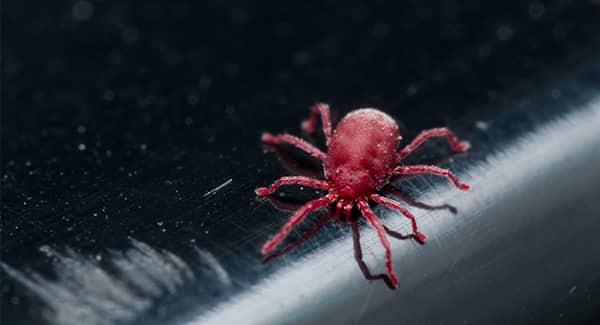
[261,193,338,254]
[301,102,333,146]
[370,194,427,243]
[357,199,399,288]
[262,133,326,161]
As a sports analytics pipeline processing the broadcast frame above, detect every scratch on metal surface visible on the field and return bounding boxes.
[203,178,233,197]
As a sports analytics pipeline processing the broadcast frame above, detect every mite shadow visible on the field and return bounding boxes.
[259,140,460,289]
[261,141,324,179]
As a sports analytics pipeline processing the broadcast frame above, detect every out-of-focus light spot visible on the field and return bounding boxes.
[552,89,562,99]
[103,90,115,101]
[108,50,123,66]
[372,22,390,39]
[292,51,311,66]
[122,26,140,44]
[187,93,199,106]
[78,143,87,151]
[198,75,212,90]
[553,24,568,40]
[231,7,249,24]
[497,25,514,41]
[72,1,94,21]
[165,51,182,66]
[478,43,492,59]
[350,4,369,23]
[224,63,239,78]
[274,22,292,38]
[528,1,545,20]
[406,84,419,96]
[475,120,489,131]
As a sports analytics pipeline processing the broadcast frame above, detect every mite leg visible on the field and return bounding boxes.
[370,194,427,243]
[335,200,344,219]
[343,202,353,223]
[263,212,333,264]
[262,133,326,161]
[255,176,330,197]
[357,199,399,288]
[301,102,333,146]
[393,165,471,190]
[261,193,337,254]
[396,127,470,162]
[383,186,457,214]
[351,219,397,289]
[383,225,412,240]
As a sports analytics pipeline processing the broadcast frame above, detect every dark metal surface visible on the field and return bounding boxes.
[2,1,600,324]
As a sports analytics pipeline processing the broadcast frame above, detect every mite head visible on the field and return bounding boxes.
[332,165,376,199]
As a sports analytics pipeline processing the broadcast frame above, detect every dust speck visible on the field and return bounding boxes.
[475,120,489,131]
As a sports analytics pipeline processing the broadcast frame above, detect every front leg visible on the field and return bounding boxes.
[255,176,330,197]
[396,127,470,162]
[393,165,470,190]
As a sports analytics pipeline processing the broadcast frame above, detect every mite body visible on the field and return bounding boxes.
[326,109,400,199]
[256,103,470,287]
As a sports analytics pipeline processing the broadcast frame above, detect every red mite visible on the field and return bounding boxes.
[256,103,470,287]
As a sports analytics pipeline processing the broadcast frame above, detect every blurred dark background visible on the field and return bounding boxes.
[2,1,600,324]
